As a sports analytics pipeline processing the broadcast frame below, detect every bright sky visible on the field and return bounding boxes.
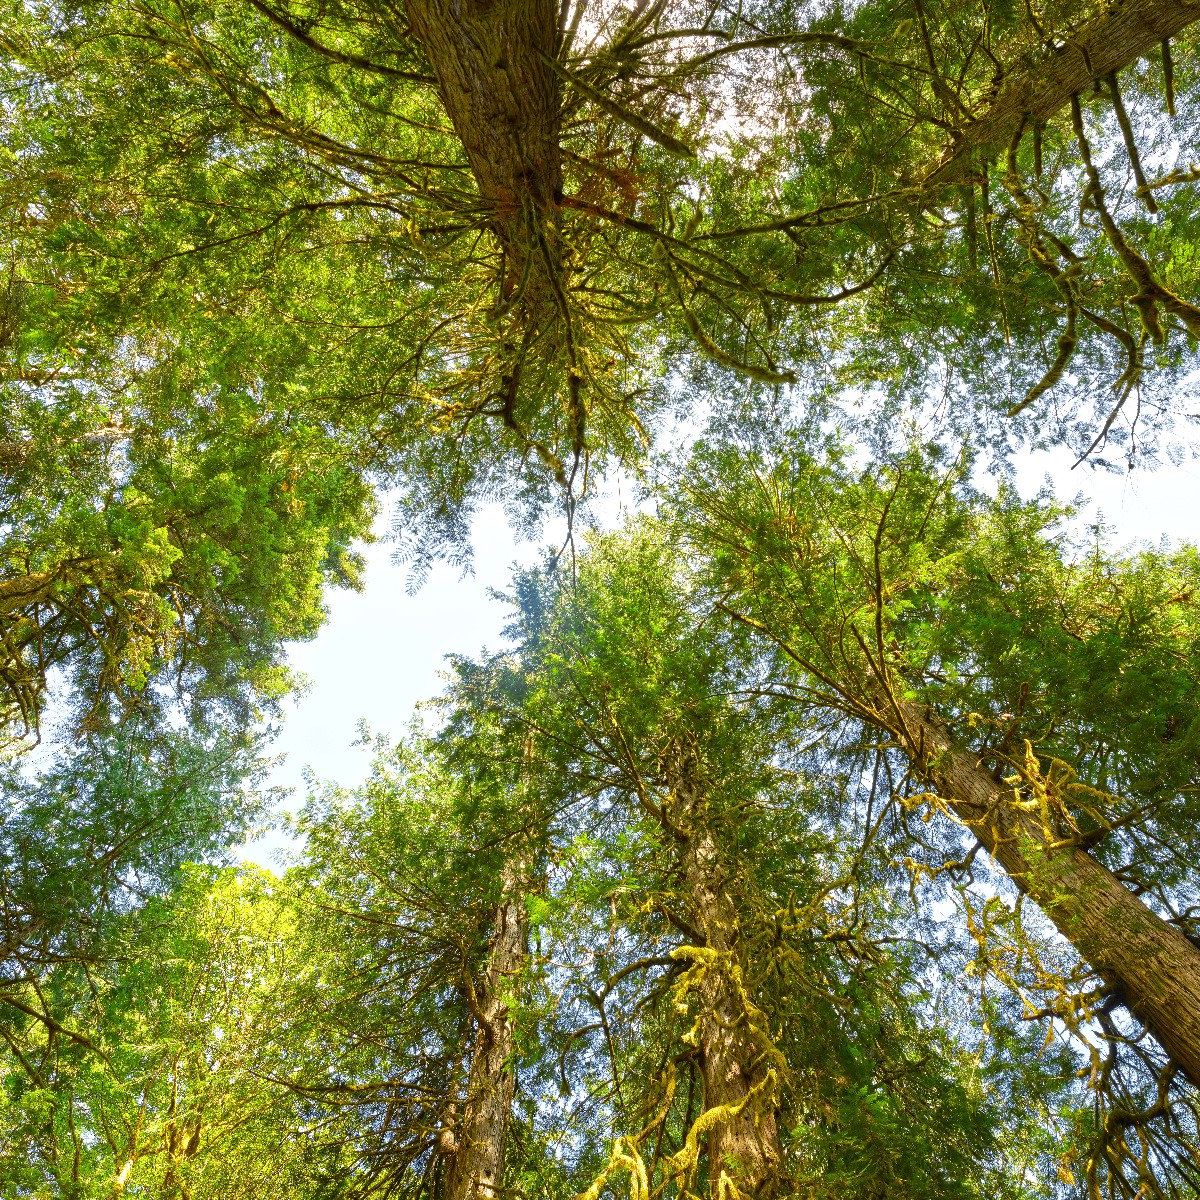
[240,442,1200,866]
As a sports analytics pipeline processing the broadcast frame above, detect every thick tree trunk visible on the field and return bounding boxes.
[667,746,783,1198]
[442,864,527,1200]
[922,0,1200,194]
[875,688,1200,1087]
[404,0,564,311]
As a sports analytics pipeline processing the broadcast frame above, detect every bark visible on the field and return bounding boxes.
[921,0,1200,194]
[875,687,1200,1088]
[667,745,783,1198]
[442,863,527,1200]
[404,0,564,311]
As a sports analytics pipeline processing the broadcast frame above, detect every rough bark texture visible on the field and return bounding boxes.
[668,746,783,1198]
[404,0,564,309]
[923,0,1200,193]
[442,865,527,1200]
[877,689,1200,1088]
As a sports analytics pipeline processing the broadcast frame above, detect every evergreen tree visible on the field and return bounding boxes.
[675,432,1200,1192]
[458,532,1088,1198]
[4,3,1200,1195]
[6,0,1200,527]
[0,387,373,749]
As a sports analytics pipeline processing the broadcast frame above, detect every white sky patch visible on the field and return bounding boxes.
[240,474,645,866]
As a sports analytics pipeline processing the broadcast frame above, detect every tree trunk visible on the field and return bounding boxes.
[404,0,564,312]
[921,0,1200,194]
[875,688,1200,1087]
[442,864,527,1200]
[666,743,783,1199]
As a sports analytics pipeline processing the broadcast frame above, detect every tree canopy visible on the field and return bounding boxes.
[3,1,1200,1197]
[12,491,1200,1197]
[6,0,1200,528]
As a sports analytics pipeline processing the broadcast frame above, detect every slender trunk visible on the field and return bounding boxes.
[160,1077,196,1200]
[666,744,783,1199]
[442,863,527,1200]
[921,0,1200,195]
[876,688,1200,1087]
[404,0,564,311]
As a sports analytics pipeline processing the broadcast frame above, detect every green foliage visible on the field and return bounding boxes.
[0,724,268,971]
[0,387,374,747]
[674,429,1200,1194]
[6,0,1200,534]
[0,864,358,1199]
[676,430,1200,899]
[9,496,1199,1197]
[4,3,1200,1196]
[440,526,1085,1198]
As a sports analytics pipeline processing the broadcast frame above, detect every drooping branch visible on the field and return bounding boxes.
[1105,73,1158,213]
[1071,94,1200,344]
[243,0,435,81]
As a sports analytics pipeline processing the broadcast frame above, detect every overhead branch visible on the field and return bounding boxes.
[243,0,435,82]
[919,0,1200,195]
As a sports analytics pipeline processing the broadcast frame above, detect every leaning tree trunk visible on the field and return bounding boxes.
[919,0,1200,195]
[665,741,783,1199]
[870,686,1200,1088]
[442,861,528,1200]
[404,0,564,312]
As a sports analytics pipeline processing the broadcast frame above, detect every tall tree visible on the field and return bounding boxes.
[0,865,342,1200]
[500,532,1074,1198]
[0,387,371,1126]
[674,433,1200,1185]
[6,0,1200,528]
[14,532,1179,1196]
[288,721,547,1199]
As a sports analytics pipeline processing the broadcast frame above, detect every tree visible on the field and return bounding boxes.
[283,721,547,1199]
[13,517,1196,1195]
[6,0,1200,533]
[0,387,373,751]
[478,532,1082,1198]
[6,2,1200,1191]
[0,385,374,1132]
[0,864,343,1200]
[674,432,1200,1190]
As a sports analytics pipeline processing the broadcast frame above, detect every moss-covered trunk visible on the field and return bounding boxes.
[881,690,1200,1087]
[923,0,1200,194]
[667,742,783,1198]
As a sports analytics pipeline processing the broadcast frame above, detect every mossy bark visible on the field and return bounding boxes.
[667,744,783,1198]
[923,0,1200,194]
[880,690,1200,1087]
